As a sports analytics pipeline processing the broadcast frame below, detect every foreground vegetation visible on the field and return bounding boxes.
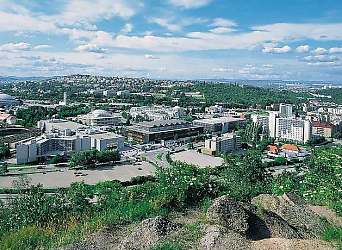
[0,146,340,249]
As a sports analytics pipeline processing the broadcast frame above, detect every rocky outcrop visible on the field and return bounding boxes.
[207,196,249,233]
[200,225,251,250]
[118,216,180,250]
[251,194,325,239]
[252,238,336,250]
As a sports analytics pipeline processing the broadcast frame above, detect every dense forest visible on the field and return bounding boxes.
[193,83,309,107]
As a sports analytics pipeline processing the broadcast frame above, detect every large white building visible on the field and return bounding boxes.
[78,110,121,126]
[130,105,185,121]
[269,112,312,143]
[16,131,124,164]
[202,133,241,156]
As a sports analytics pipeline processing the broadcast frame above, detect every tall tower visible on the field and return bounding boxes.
[63,92,67,105]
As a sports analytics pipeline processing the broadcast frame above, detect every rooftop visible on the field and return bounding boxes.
[193,116,245,124]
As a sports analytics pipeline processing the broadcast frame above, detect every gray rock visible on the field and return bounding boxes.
[200,225,251,250]
[207,196,249,234]
[118,216,180,250]
[251,194,325,239]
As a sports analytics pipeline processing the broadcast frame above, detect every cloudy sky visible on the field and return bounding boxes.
[0,0,342,81]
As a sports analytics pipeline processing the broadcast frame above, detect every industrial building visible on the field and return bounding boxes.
[193,116,246,134]
[127,119,203,143]
[202,133,241,156]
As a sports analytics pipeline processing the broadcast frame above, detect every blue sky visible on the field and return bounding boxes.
[0,0,342,81]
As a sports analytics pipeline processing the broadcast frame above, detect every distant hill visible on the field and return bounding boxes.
[0,76,50,82]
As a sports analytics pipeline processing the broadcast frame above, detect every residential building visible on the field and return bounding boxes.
[193,116,246,134]
[202,133,241,156]
[275,118,312,143]
[127,119,203,143]
[78,109,121,126]
[279,103,293,118]
[312,122,335,138]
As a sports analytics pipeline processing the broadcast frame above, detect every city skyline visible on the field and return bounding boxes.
[0,0,342,81]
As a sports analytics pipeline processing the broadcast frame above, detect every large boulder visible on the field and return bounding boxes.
[207,196,249,234]
[200,225,251,250]
[251,194,325,239]
[118,216,180,250]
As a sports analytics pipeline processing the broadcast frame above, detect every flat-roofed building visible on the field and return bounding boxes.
[193,116,246,134]
[312,122,335,138]
[16,131,124,164]
[78,109,120,126]
[16,135,91,164]
[202,133,241,156]
[89,132,124,151]
[37,119,87,135]
[127,119,203,143]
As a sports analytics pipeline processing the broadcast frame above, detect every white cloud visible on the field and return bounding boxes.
[121,23,133,34]
[75,44,107,53]
[296,45,310,53]
[312,47,328,55]
[149,17,181,32]
[329,47,342,54]
[55,0,137,26]
[210,18,236,27]
[144,54,160,59]
[34,45,52,50]
[212,67,233,72]
[303,55,339,65]
[262,45,292,54]
[0,42,31,52]
[209,27,235,34]
[168,0,212,9]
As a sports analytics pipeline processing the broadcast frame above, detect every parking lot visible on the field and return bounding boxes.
[0,162,155,189]
[171,150,224,168]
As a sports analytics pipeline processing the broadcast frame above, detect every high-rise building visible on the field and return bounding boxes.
[279,104,293,118]
[275,118,312,143]
[202,133,241,156]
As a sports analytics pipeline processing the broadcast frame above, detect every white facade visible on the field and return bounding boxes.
[16,135,91,164]
[16,132,124,164]
[275,118,312,143]
[204,133,241,156]
[90,132,124,151]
